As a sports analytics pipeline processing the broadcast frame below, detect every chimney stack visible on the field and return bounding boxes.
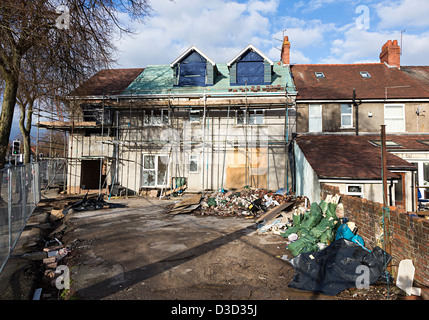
[281,36,291,65]
[380,40,400,67]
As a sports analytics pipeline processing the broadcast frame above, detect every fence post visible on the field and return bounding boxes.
[7,168,12,255]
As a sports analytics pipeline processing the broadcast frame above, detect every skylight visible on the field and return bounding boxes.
[315,72,325,78]
[370,140,402,147]
[360,71,371,78]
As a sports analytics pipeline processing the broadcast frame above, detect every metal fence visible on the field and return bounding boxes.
[0,162,42,275]
[38,159,67,191]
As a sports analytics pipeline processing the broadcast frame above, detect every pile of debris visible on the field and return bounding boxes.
[166,187,305,218]
[279,196,342,256]
[32,238,71,300]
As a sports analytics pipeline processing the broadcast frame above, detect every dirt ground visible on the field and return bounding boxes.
[0,191,404,302]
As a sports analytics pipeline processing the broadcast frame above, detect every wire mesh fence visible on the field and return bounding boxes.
[0,162,45,275]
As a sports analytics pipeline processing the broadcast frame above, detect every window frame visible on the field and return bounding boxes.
[189,154,199,173]
[189,109,200,123]
[314,72,325,78]
[141,154,169,187]
[340,103,353,129]
[144,109,170,126]
[308,104,322,133]
[235,109,265,126]
[359,71,371,78]
[384,104,405,133]
[345,184,364,197]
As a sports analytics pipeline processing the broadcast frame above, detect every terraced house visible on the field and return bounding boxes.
[39,36,429,213]
[43,37,297,196]
[291,40,429,212]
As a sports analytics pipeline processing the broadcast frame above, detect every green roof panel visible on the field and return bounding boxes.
[121,62,297,96]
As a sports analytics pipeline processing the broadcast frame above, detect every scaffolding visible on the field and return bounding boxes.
[37,85,297,198]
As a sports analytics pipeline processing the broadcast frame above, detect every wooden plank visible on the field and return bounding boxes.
[163,184,187,196]
[255,202,294,223]
[172,194,202,209]
[168,204,201,215]
[417,211,429,216]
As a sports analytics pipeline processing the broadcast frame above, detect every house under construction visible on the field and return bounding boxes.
[38,39,297,196]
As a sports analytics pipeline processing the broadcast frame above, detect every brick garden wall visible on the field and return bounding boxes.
[321,184,429,287]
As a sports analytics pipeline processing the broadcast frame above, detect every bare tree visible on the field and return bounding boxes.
[0,0,153,168]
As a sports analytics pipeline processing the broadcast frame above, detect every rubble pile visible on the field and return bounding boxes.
[195,187,303,218]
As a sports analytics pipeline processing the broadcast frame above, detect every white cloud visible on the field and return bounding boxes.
[320,26,396,64]
[400,31,429,65]
[375,0,429,29]
[114,0,280,68]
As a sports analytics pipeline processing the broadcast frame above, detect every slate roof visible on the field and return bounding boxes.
[401,66,429,89]
[290,63,429,100]
[69,68,144,97]
[295,134,417,180]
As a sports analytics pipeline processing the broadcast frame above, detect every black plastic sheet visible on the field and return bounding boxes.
[288,239,392,296]
[70,194,126,212]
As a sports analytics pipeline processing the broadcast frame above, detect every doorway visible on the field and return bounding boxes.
[394,172,406,208]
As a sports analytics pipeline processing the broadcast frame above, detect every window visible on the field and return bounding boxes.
[248,110,264,125]
[189,155,199,173]
[370,140,402,147]
[309,104,322,132]
[236,110,245,125]
[144,109,170,126]
[384,104,405,132]
[341,104,353,128]
[360,71,371,78]
[141,154,169,187]
[236,110,264,125]
[346,184,363,197]
[315,72,325,78]
[189,110,200,123]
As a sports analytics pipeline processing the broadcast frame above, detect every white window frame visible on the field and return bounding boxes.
[144,109,170,126]
[340,104,353,128]
[346,184,364,197]
[189,154,199,173]
[384,104,405,133]
[360,71,371,78]
[248,109,265,125]
[309,104,322,133]
[141,154,169,187]
[189,109,200,123]
[236,109,264,126]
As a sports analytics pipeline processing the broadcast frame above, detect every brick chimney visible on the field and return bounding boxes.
[380,40,400,67]
[281,36,291,65]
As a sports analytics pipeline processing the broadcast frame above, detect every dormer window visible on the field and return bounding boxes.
[228,45,273,86]
[170,46,216,87]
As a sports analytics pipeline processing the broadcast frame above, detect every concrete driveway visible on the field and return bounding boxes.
[61,196,334,300]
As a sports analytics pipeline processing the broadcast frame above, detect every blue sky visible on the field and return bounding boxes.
[114,0,429,67]
[8,0,429,141]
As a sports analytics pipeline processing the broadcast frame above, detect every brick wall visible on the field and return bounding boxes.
[321,184,429,287]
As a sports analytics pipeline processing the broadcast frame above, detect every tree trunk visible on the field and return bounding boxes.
[18,98,34,164]
[0,76,19,169]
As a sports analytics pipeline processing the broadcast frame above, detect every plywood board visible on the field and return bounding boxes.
[172,194,202,209]
[255,202,294,223]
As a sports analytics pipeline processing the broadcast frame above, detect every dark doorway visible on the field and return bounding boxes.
[81,160,102,189]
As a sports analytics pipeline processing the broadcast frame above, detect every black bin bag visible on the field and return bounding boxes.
[288,239,392,296]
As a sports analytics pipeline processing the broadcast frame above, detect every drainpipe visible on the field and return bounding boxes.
[353,89,360,136]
